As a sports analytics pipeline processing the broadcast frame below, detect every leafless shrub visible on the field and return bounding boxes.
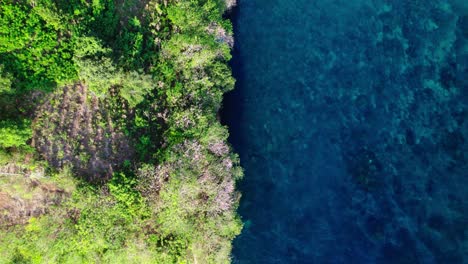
[214,178,235,213]
[33,83,133,182]
[206,22,234,48]
[208,141,229,156]
[225,0,236,11]
[136,164,169,198]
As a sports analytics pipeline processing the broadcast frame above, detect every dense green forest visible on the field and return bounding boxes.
[0,0,241,263]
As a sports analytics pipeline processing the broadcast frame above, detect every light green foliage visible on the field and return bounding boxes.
[75,57,155,106]
[72,35,155,106]
[0,171,170,263]
[0,119,32,150]
[0,3,33,52]
[119,71,155,108]
[156,0,235,146]
[32,1,65,31]
[109,172,147,217]
[74,57,119,96]
[167,0,225,33]
[73,36,111,59]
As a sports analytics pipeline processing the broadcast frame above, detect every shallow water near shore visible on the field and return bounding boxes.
[222,0,468,263]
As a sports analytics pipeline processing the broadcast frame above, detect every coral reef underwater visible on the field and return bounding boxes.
[223,0,467,263]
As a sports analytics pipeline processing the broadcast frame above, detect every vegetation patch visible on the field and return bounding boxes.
[0,0,241,263]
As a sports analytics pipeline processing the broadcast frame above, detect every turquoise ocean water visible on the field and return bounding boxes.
[221,0,467,263]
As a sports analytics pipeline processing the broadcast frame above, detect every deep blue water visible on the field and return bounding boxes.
[221,0,468,263]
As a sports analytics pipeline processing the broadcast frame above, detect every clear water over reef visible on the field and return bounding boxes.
[221,0,468,263]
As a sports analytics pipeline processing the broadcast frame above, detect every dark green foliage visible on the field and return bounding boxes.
[54,0,119,42]
[0,64,12,93]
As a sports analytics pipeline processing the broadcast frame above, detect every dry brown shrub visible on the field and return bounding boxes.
[32,83,133,182]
